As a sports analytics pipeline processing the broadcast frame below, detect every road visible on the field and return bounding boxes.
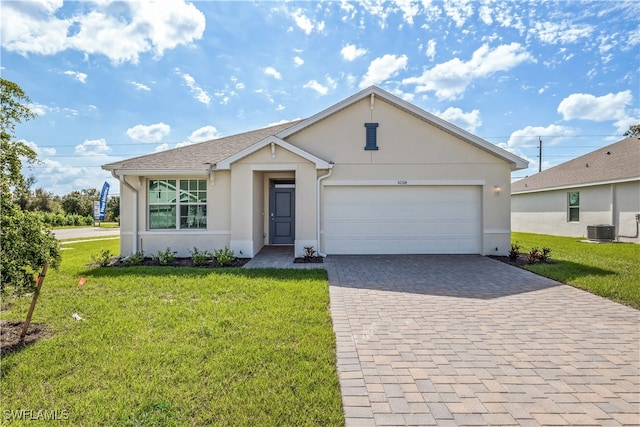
[53,227,120,240]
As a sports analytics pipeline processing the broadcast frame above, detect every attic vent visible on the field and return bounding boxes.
[364,123,379,151]
[587,225,616,242]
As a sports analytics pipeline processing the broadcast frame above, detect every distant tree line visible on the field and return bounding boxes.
[16,180,120,224]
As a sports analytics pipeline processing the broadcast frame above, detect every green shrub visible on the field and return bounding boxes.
[124,251,145,266]
[0,204,61,294]
[190,247,213,266]
[303,246,316,260]
[152,247,177,265]
[91,249,113,267]
[214,247,236,267]
[508,242,521,261]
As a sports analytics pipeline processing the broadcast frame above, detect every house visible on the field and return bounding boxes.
[102,86,528,258]
[511,137,640,243]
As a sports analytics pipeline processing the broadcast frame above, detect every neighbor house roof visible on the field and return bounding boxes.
[102,120,303,174]
[103,86,528,175]
[512,137,640,194]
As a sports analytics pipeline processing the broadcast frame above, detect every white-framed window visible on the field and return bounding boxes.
[567,191,579,222]
[148,179,207,230]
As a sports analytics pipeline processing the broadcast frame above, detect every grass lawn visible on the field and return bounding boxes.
[512,232,640,310]
[1,239,344,426]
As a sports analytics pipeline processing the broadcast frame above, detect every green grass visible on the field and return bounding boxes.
[1,239,344,426]
[512,232,640,309]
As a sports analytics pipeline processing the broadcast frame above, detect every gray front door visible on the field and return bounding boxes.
[269,181,295,245]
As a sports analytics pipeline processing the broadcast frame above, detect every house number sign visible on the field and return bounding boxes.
[397,180,408,185]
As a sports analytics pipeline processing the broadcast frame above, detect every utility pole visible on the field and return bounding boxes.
[538,136,542,173]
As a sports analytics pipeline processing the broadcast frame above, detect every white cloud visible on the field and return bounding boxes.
[293,56,304,67]
[126,122,170,143]
[176,69,211,105]
[236,82,245,90]
[276,104,285,111]
[22,140,56,157]
[506,124,575,148]
[1,0,205,64]
[478,4,493,25]
[557,91,632,122]
[63,70,87,83]
[303,80,328,95]
[434,107,482,133]
[443,0,474,27]
[425,39,436,60]
[341,44,368,61]
[75,138,111,156]
[557,91,637,133]
[402,43,534,100]
[530,21,594,45]
[359,54,408,89]
[188,125,221,142]
[130,81,151,91]
[393,0,420,25]
[155,143,169,153]
[29,103,51,116]
[264,66,282,80]
[290,8,314,35]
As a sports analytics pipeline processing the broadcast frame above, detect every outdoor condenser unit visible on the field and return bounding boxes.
[587,225,616,242]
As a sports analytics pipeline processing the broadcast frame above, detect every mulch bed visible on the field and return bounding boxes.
[108,257,251,268]
[293,256,324,264]
[1,320,52,357]
[489,253,553,268]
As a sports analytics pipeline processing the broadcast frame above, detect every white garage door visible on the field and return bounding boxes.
[323,185,481,254]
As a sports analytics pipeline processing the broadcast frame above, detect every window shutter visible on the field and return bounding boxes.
[364,123,379,151]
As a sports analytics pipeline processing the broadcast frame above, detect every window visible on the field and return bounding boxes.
[568,191,579,222]
[149,179,207,229]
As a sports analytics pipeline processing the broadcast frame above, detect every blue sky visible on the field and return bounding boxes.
[2,0,638,196]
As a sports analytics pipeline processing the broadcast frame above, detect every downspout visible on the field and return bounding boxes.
[110,170,139,254]
[316,163,334,257]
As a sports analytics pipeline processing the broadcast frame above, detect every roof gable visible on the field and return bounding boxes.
[215,136,332,170]
[278,86,528,171]
[512,137,640,193]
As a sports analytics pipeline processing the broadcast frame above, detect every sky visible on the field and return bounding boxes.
[1,0,638,196]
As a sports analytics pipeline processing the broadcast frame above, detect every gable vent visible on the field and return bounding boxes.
[364,123,379,151]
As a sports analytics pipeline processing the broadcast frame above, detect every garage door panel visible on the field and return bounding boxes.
[323,186,481,254]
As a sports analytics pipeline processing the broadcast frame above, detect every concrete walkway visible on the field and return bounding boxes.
[326,255,640,426]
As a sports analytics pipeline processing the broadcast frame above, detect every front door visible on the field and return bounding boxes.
[269,181,295,245]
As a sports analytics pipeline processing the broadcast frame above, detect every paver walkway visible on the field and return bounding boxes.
[326,255,640,426]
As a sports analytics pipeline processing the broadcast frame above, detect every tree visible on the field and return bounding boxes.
[623,124,640,138]
[0,78,60,294]
[105,195,120,223]
[61,188,99,217]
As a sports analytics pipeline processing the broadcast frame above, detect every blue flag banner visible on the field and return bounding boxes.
[99,182,110,221]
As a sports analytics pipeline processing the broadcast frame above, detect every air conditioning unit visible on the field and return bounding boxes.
[587,225,616,242]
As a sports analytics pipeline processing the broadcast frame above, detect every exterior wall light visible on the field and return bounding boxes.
[493,185,501,195]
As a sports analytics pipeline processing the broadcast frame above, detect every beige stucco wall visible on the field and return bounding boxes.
[231,145,320,257]
[288,97,514,255]
[512,181,640,243]
[117,173,232,257]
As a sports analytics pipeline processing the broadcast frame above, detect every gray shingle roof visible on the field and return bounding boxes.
[512,137,640,193]
[102,120,303,172]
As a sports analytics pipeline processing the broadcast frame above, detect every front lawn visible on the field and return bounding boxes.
[1,239,344,426]
[512,232,640,309]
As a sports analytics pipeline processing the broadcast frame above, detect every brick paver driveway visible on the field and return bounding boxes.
[325,255,639,426]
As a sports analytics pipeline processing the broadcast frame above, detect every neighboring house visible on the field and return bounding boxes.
[511,137,640,243]
[102,86,527,258]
